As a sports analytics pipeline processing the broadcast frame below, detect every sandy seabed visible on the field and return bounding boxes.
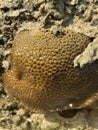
[0,0,98,130]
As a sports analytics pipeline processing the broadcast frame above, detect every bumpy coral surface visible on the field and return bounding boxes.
[2,29,98,113]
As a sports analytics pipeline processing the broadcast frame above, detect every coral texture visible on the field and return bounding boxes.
[2,29,98,113]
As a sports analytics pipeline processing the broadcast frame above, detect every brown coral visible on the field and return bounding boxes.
[2,29,98,113]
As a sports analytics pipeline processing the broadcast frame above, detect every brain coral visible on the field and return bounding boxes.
[2,29,98,113]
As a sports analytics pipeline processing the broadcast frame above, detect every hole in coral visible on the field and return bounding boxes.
[90,37,94,42]
[1,7,10,12]
[5,44,12,50]
[58,109,80,118]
